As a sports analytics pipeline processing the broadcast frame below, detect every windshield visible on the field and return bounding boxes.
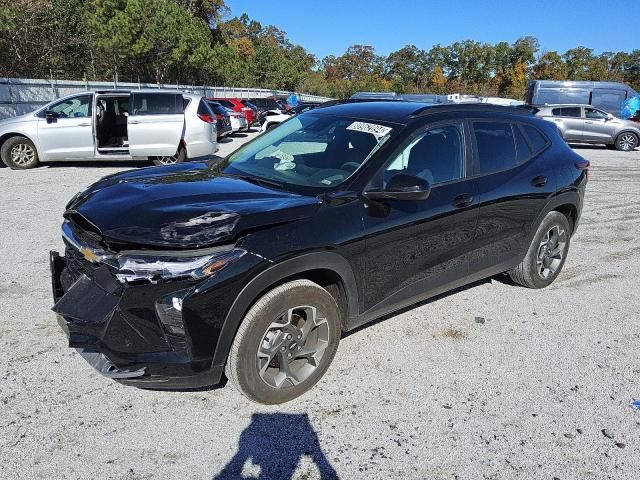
[213,114,394,192]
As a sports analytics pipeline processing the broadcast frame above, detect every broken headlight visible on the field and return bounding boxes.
[116,247,245,284]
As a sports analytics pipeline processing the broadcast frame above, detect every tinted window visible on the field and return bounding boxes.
[385,125,464,186]
[473,122,516,173]
[537,89,589,105]
[551,107,581,117]
[131,93,184,115]
[521,124,549,152]
[216,100,235,109]
[585,107,608,119]
[206,102,227,116]
[46,95,92,118]
[513,125,532,162]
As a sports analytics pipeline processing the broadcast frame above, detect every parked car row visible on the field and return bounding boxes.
[0,90,310,169]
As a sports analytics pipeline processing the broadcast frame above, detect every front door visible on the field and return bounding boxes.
[361,121,479,320]
[582,107,617,143]
[128,92,185,158]
[36,94,95,160]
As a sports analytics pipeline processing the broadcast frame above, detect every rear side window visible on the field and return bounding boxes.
[551,107,581,117]
[473,122,517,174]
[513,125,531,162]
[521,124,549,152]
[131,93,184,115]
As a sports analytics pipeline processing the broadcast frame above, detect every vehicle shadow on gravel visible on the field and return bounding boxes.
[213,413,339,479]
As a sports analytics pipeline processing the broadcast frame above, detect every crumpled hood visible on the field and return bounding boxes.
[65,163,321,249]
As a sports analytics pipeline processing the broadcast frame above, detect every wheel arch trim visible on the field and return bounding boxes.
[210,250,359,369]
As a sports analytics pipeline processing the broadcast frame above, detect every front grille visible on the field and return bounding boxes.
[63,244,100,286]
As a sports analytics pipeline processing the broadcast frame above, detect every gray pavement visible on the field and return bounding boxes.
[0,137,639,479]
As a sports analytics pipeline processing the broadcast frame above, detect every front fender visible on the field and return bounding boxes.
[209,250,359,369]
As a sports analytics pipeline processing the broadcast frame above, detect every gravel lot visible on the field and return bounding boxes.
[1,132,639,480]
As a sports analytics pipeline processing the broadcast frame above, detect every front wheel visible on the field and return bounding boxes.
[225,279,341,404]
[509,211,571,289]
[1,136,40,169]
[614,132,638,151]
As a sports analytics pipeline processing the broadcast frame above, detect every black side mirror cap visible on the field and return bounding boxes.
[363,173,431,201]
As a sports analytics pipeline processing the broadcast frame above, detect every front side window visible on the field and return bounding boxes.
[215,114,393,191]
[384,124,464,186]
[473,122,517,174]
[131,93,184,115]
[47,95,92,118]
[585,107,608,119]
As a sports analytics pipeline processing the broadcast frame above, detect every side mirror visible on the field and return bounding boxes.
[363,173,431,201]
[605,114,615,121]
[45,110,56,123]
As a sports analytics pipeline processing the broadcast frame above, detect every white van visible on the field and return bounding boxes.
[0,90,218,169]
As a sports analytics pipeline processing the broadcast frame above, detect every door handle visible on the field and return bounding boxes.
[78,122,91,127]
[585,121,593,124]
[452,194,473,208]
[531,175,548,187]
[129,120,139,125]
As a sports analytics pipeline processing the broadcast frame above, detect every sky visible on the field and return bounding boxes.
[226,0,638,59]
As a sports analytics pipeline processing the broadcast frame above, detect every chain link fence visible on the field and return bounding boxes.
[0,77,332,119]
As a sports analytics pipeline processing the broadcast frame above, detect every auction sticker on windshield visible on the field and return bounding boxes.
[346,121,392,139]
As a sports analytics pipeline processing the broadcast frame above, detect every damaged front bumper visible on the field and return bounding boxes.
[50,247,262,389]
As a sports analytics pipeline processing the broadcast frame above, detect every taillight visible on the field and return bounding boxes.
[575,159,590,181]
[198,114,215,123]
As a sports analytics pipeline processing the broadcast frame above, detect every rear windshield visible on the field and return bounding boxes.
[206,101,227,115]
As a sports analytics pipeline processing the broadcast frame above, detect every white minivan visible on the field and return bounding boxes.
[0,90,218,169]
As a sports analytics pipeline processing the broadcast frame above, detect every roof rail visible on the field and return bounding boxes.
[409,103,537,118]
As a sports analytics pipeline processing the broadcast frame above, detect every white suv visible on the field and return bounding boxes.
[0,90,218,169]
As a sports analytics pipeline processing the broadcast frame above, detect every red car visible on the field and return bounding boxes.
[207,98,256,125]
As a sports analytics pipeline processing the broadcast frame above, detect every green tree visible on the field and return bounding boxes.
[533,51,568,80]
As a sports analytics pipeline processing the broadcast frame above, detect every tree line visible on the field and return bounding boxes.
[1,0,638,99]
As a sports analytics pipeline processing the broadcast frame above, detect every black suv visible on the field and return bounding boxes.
[50,102,588,404]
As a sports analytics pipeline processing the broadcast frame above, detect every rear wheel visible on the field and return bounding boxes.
[1,136,39,169]
[225,279,341,404]
[152,145,185,166]
[509,211,571,289]
[614,132,638,151]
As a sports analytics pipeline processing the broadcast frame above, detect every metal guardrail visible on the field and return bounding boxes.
[0,77,332,119]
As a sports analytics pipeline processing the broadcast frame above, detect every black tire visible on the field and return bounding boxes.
[0,136,39,169]
[225,279,341,404]
[509,211,571,289]
[614,132,639,151]
[152,145,186,166]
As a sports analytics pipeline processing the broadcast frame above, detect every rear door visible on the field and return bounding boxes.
[127,92,185,157]
[469,120,556,276]
[548,107,584,141]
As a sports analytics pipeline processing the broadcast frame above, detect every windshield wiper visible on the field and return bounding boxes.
[218,173,286,190]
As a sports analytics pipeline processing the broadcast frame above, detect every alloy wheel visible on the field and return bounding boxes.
[157,155,178,165]
[10,143,35,166]
[536,225,567,279]
[619,134,637,151]
[256,305,330,389]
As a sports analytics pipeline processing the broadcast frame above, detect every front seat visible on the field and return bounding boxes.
[341,130,378,172]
